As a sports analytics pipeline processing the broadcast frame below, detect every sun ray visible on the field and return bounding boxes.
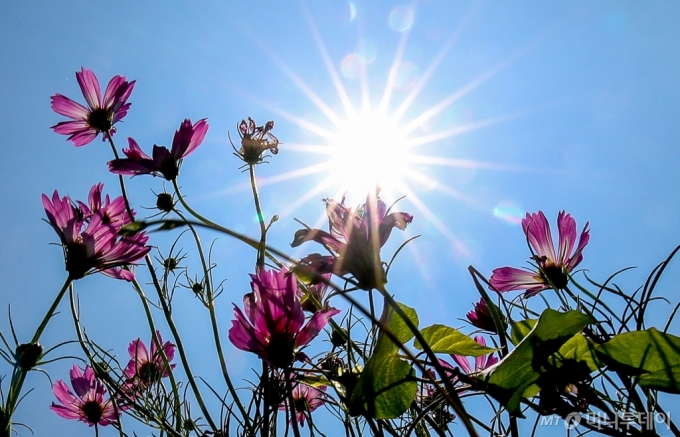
[396,183,471,257]
[301,2,356,118]
[392,6,475,122]
[405,109,531,148]
[408,155,541,173]
[377,6,413,115]
[401,46,532,134]
[402,167,487,209]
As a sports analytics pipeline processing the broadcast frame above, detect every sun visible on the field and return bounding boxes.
[327,112,411,204]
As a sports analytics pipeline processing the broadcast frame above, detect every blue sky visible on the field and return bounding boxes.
[1,1,680,435]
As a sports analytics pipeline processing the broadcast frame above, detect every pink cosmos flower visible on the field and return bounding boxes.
[228,268,341,368]
[42,184,151,281]
[449,336,498,375]
[490,211,590,297]
[50,365,118,427]
[51,67,135,146]
[124,331,176,386]
[279,382,326,427]
[107,118,208,180]
[291,192,413,290]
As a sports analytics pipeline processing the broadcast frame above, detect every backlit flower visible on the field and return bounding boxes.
[291,192,412,290]
[228,268,340,368]
[50,365,118,427]
[124,331,175,386]
[490,211,590,297]
[279,382,326,427]
[42,184,150,281]
[297,273,331,313]
[51,67,135,146]
[108,118,208,180]
[232,117,279,165]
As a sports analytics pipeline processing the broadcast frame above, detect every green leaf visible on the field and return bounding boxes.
[512,319,601,371]
[348,302,418,419]
[415,324,495,356]
[510,319,536,346]
[350,356,417,419]
[482,309,593,415]
[596,328,680,393]
[373,302,419,358]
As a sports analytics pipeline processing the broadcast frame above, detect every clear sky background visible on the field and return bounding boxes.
[2,1,680,435]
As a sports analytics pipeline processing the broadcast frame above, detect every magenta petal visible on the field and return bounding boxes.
[76,67,102,110]
[183,118,209,157]
[522,211,556,262]
[51,94,89,119]
[295,308,341,349]
[489,267,544,293]
[556,210,577,264]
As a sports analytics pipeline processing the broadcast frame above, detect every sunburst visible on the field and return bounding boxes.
[220,3,531,256]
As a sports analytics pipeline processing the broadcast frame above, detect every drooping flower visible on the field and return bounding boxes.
[124,331,175,386]
[279,382,326,427]
[42,184,150,281]
[108,118,208,180]
[449,336,498,375]
[50,365,119,427]
[489,210,590,297]
[291,192,413,290]
[228,268,341,368]
[51,67,135,146]
[232,117,279,166]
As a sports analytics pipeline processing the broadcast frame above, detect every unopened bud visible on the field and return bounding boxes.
[16,342,43,371]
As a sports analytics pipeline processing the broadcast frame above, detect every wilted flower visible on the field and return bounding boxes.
[124,331,175,386]
[279,382,326,427]
[490,211,590,297]
[291,193,413,290]
[51,67,135,146]
[42,184,150,281]
[449,336,498,375]
[232,117,279,165]
[50,365,119,427]
[228,268,340,368]
[108,118,208,180]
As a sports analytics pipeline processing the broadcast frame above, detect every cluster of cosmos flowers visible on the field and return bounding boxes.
[45,67,591,429]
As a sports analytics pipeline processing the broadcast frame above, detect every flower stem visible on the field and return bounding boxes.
[248,165,267,271]
[175,210,251,430]
[104,141,217,432]
[1,277,71,437]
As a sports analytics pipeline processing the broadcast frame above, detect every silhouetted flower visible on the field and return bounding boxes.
[228,268,340,368]
[50,365,118,427]
[42,184,150,281]
[490,211,590,297]
[108,118,208,180]
[51,67,135,146]
[291,192,412,290]
[279,382,326,427]
[124,331,175,386]
[232,117,279,165]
